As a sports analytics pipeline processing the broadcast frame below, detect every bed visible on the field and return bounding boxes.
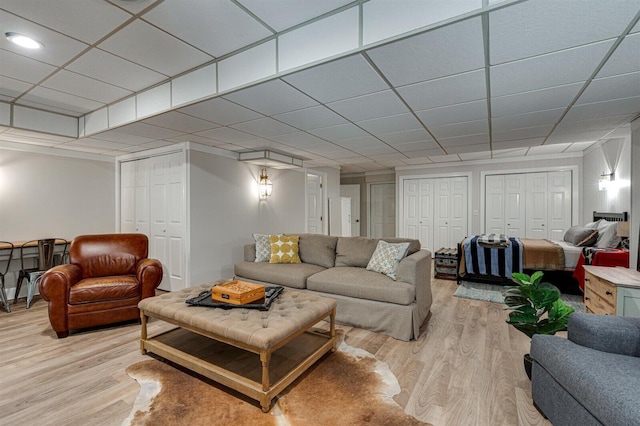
[456,212,629,294]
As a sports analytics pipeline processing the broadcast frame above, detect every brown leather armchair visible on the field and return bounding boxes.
[39,234,162,338]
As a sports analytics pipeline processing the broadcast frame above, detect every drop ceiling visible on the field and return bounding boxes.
[0,0,639,173]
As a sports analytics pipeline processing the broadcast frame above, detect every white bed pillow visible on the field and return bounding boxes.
[595,221,621,248]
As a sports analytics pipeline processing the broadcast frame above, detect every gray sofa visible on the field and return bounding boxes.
[531,312,640,426]
[234,234,432,341]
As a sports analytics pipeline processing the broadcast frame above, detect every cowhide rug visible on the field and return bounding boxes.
[123,341,430,426]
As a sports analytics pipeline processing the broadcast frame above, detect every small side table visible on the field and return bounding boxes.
[583,266,640,317]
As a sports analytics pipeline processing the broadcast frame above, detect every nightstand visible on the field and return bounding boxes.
[583,266,640,317]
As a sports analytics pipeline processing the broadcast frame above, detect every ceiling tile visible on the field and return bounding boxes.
[596,33,640,78]
[283,54,389,103]
[268,131,329,146]
[42,70,131,104]
[179,98,263,125]
[527,143,571,155]
[429,154,461,163]
[66,48,167,92]
[273,106,347,130]
[0,10,88,67]
[577,72,640,105]
[142,111,219,133]
[239,0,352,32]
[397,69,486,111]
[327,90,408,122]
[489,0,639,64]
[438,133,489,147]
[231,117,298,137]
[563,96,640,122]
[492,137,545,150]
[430,119,489,139]
[492,125,553,142]
[91,130,155,145]
[368,153,407,161]
[363,0,481,46]
[15,99,85,117]
[546,129,613,144]
[115,122,185,139]
[553,114,634,135]
[99,20,211,76]
[335,136,386,149]
[367,17,485,87]
[445,143,492,154]
[393,140,440,152]
[352,145,397,156]
[492,147,528,158]
[0,75,35,99]
[308,123,369,141]
[378,129,435,145]
[491,82,583,118]
[356,113,422,135]
[194,127,257,143]
[223,79,317,116]
[1,0,132,44]
[491,108,564,131]
[459,150,492,160]
[491,40,614,96]
[0,49,56,83]
[416,99,488,127]
[143,0,272,57]
[564,141,596,152]
[167,133,222,146]
[68,138,133,150]
[20,86,104,115]
[402,156,436,165]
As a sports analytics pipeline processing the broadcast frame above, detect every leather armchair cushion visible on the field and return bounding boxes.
[69,275,140,304]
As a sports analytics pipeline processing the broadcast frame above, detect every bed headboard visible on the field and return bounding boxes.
[593,211,628,222]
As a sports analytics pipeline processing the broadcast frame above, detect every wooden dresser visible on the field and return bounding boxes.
[583,266,640,317]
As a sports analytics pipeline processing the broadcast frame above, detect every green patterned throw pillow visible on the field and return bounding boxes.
[366,240,410,280]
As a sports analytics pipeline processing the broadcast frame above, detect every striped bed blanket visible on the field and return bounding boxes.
[463,235,523,279]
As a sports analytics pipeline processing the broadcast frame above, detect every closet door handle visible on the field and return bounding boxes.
[606,291,613,296]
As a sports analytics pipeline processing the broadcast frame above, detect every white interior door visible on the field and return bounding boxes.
[449,177,467,247]
[526,173,549,239]
[547,170,572,240]
[150,152,185,292]
[134,159,149,236]
[485,175,505,234]
[370,183,395,238]
[306,174,323,234]
[433,178,451,250]
[418,179,434,250]
[340,184,360,236]
[120,161,136,233]
[504,174,526,237]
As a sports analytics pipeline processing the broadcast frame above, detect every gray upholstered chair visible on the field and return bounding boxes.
[531,312,640,425]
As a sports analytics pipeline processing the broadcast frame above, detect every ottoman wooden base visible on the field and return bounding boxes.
[139,282,337,412]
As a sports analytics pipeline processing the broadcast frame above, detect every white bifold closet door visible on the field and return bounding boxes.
[485,170,571,240]
[403,176,467,251]
[119,152,186,291]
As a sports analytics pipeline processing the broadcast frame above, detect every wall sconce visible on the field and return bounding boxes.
[598,171,615,191]
[258,168,272,198]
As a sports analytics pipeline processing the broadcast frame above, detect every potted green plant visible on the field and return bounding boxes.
[504,271,575,379]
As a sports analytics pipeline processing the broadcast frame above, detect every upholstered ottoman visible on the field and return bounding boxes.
[138,280,337,411]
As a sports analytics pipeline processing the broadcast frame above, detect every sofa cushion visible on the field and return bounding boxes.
[531,335,640,426]
[335,237,379,267]
[366,240,410,280]
[307,267,414,305]
[381,238,421,256]
[296,234,338,268]
[269,235,301,264]
[234,261,325,289]
[69,275,139,304]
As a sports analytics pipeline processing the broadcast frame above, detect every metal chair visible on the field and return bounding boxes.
[14,239,68,309]
[0,241,14,313]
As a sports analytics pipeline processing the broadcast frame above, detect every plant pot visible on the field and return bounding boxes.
[524,353,533,380]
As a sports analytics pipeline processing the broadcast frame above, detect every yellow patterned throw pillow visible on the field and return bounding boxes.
[269,235,301,264]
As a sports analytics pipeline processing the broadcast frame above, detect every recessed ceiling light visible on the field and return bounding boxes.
[5,32,43,49]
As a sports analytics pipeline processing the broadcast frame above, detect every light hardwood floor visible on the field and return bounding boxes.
[0,275,550,426]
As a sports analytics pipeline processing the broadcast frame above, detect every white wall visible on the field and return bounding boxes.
[631,119,640,270]
[0,148,115,298]
[189,150,306,284]
[582,138,631,224]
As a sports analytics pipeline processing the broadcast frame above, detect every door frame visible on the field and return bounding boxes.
[480,165,579,234]
[397,172,472,239]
